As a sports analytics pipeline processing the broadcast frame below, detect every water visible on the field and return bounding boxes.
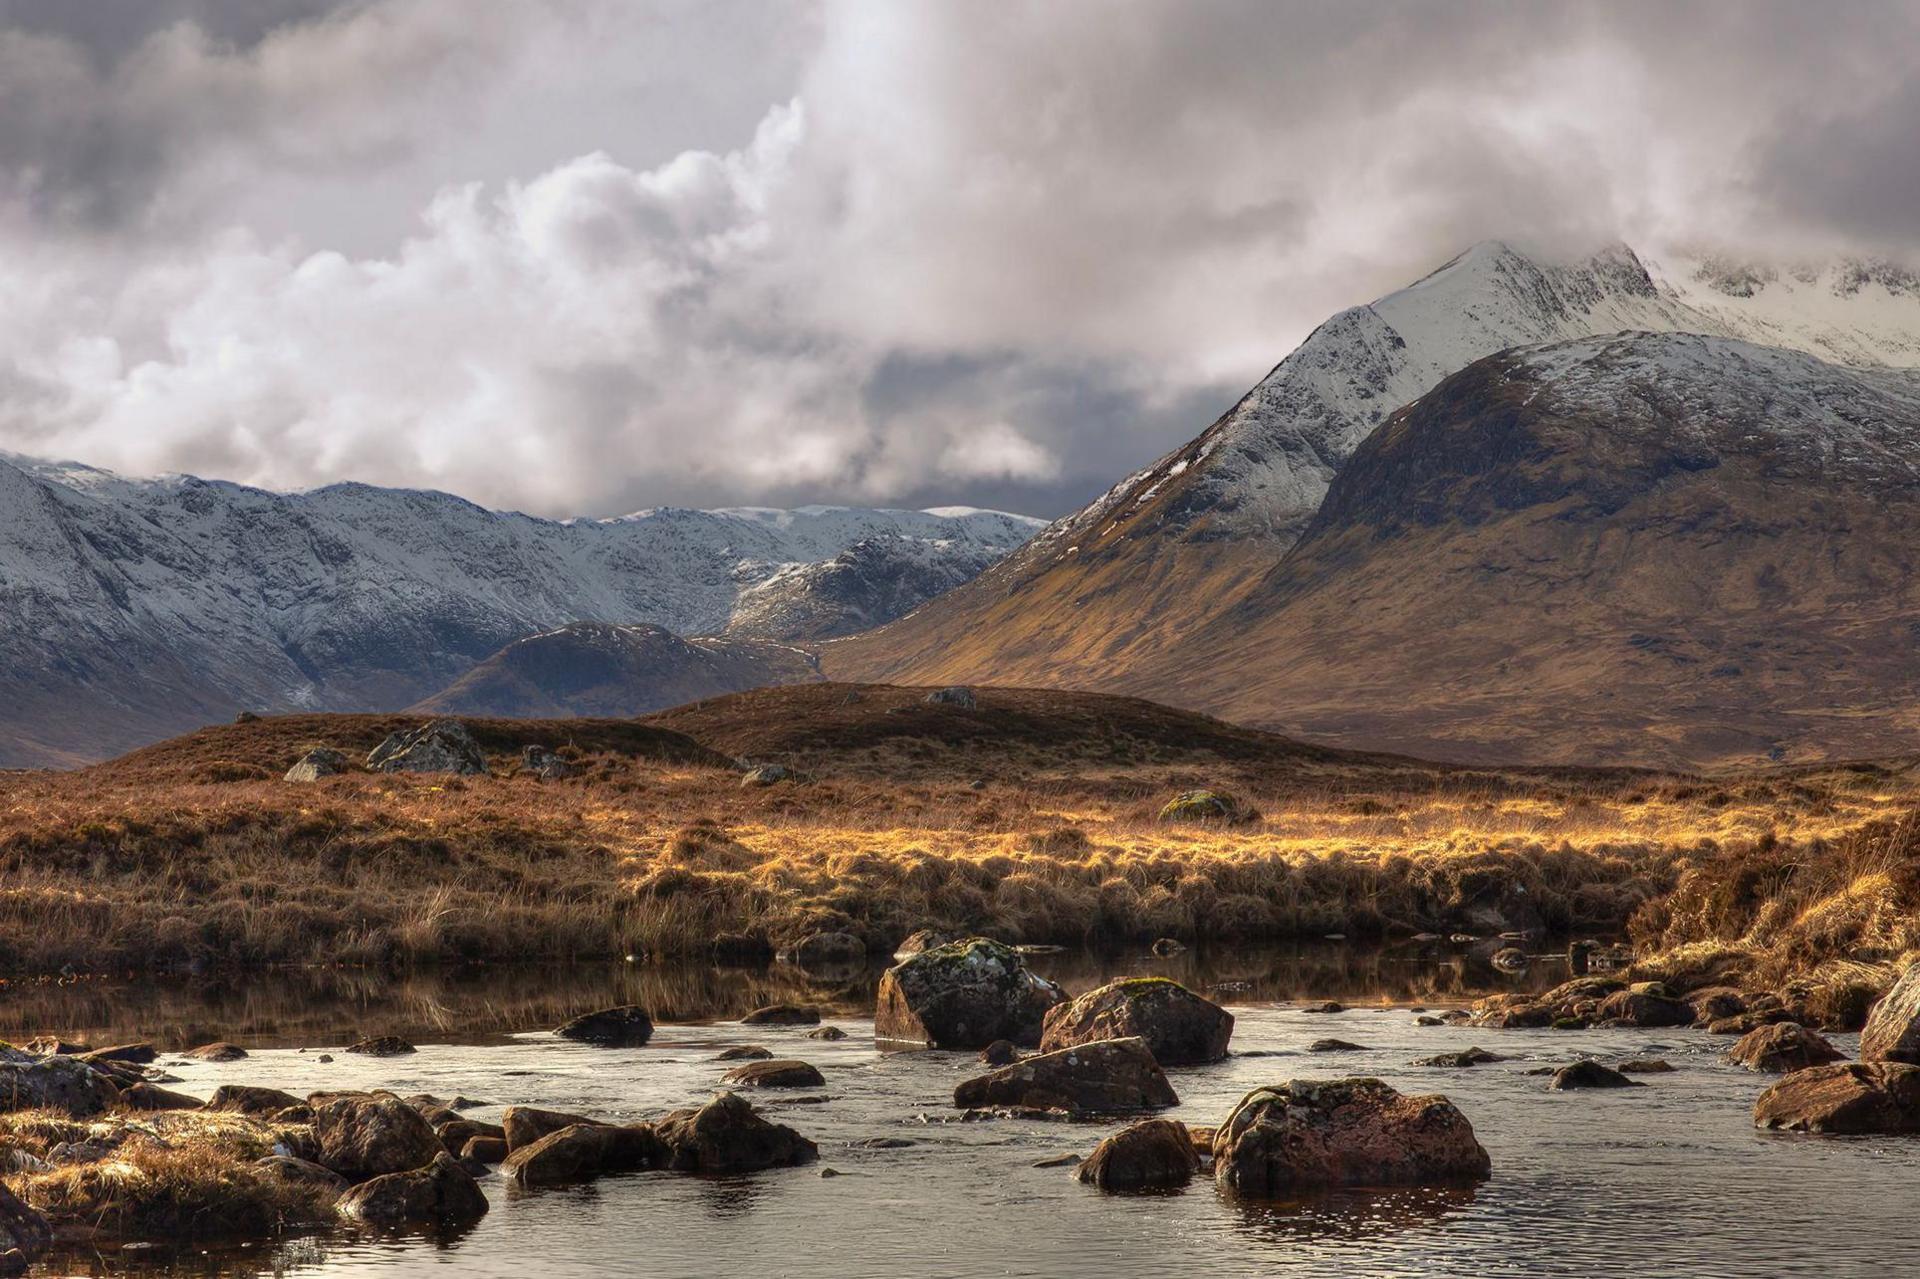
[11,946,1915,1279]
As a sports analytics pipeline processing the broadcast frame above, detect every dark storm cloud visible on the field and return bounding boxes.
[0,0,1914,518]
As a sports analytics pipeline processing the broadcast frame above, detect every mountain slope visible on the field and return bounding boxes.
[1138,332,1920,766]
[823,241,1920,694]
[0,459,1039,767]
[413,622,821,719]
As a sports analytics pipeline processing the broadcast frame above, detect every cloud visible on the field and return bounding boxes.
[0,0,1915,518]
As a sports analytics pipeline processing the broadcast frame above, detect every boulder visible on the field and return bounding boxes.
[1686,986,1749,1024]
[255,1155,348,1194]
[1308,1039,1368,1053]
[554,1006,655,1047]
[808,1026,848,1042]
[1548,1061,1642,1090]
[1861,963,1920,1065]
[1752,1062,1920,1134]
[1157,790,1255,824]
[311,1092,446,1181]
[1708,1011,1795,1036]
[782,932,866,968]
[740,1004,821,1027]
[80,1043,157,1066]
[741,764,800,787]
[979,1040,1019,1066]
[1211,1078,1490,1195]
[715,1046,773,1062]
[0,1055,119,1117]
[119,1081,202,1112]
[1150,937,1188,957]
[183,1042,248,1061]
[337,1152,488,1226]
[346,1036,416,1058]
[503,1106,606,1152]
[285,748,349,782]
[1595,986,1694,1028]
[205,1085,304,1116]
[521,745,575,781]
[461,1135,508,1164]
[893,929,959,960]
[1727,1022,1845,1074]
[0,1183,51,1272]
[874,938,1068,1049]
[952,1037,1177,1115]
[501,1123,664,1187]
[1414,1047,1504,1068]
[1075,1119,1200,1192]
[653,1091,818,1173]
[925,686,977,709]
[435,1119,506,1156]
[367,720,487,776]
[1040,978,1234,1065]
[721,1060,826,1089]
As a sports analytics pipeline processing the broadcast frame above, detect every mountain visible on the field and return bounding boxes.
[0,459,1040,767]
[822,241,1920,761]
[413,622,821,719]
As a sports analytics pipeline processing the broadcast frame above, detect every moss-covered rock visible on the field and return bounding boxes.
[874,938,1067,1049]
[1156,791,1256,824]
[1040,977,1234,1064]
[1212,1078,1490,1195]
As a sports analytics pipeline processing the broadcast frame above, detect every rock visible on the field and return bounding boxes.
[206,1084,304,1115]
[893,928,959,960]
[501,1123,665,1187]
[1300,1001,1344,1014]
[285,748,349,782]
[1686,986,1749,1024]
[1211,1078,1490,1195]
[346,1035,416,1058]
[1861,962,1920,1064]
[875,938,1068,1049]
[925,686,977,709]
[741,764,801,787]
[721,1060,826,1089]
[234,710,262,724]
[1156,790,1256,824]
[979,1040,1020,1066]
[22,1037,88,1056]
[712,932,773,962]
[715,1046,773,1061]
[311,1092,446,1181]
[503,1106,607,1152]
[1594,987,1694,1028]
[255,1155,348,1194]
[1040,977,1234,1066]
[435,1119,506,1156]
[1149,937,1187,957]
[366,719,488,776]
[653,1091,818,1173]
[952,1037,1177,1115]
[0,1183,51,1272]
[1491,947,1530,973]
[521,745,576,781]
[0,1055,119,1117]
[783,932,866,968]
[1548,1061,1642,1090]
[461,1135,508,1164]
[1032,1153,1082,1168]
[1414,1047,1504,1068]
[1415,1016,1443,1027]
[1308,1039,1368,1053]
[337,1152,488,1226]
[183,1041,248,1061]
[79,1043,157,1066]
[1752,1062,1920,1134]
[1075,1118,1200,1191]
[1567,939,1598,975]
[119,1081,202,1111]
[808,1027,848,1041]
[1708,1011,1795,1035]
[1728,1022,1845,1074]
[741,1004,821,1027]
[554,1006,655,1047]
[1616,1059,1677,1074]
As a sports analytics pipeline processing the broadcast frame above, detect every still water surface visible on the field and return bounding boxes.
[10,945,1913,1279]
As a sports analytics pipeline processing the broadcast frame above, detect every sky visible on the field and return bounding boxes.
[0,0,1916,519]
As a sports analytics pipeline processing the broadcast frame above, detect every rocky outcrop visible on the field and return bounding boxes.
[1753,1062,1920,1134]
[720,1060,826,1089]
[953,1037,1177,1115]
[554,1006,655,1047]
[1040,978,1234,1065]
[367,720,487,776]
[337,1152,488,1226]
[652,1092,818,1174]
[1075,1119,1200,1192]
[285,748,349,782]
[311,1092,445,1182]
[1212,1078,1490,1195]
[501,1123,665,1187]
[0,1052,119,1117]
[1861,964,1920,1064]
[874,938,1067,1049]
[1728,1022,1845,1074]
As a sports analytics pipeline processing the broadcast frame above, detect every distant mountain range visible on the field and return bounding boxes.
[0,459,1038,766]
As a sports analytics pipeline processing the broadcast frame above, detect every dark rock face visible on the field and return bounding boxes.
[367,719,487,775]
[1040,978,1234,1065]
[1727,1022,1845,1074]
[1549,1061,1642,1091]
[721,1060,826,1089]
[0,1182,52,1271]
[206,1085,304,1116]
[337,1152,489,1226]
[1075,1119,1200,1192]
[501,1123,665,1187]
[653,1092,818,1174]
[346,1036,416,1058]
[1753,1062,1920,1134]
[521,745,576,781]
[952,1037,1178,1115]
[740,1004,821,1027]
[503,1106,607,1152]
[0,1053,119,1117]
[555,1006,655,1047]
[874,938,1067,1049]
[1212,1078,1491,1196]
[285,748,349,782]
[311,1092,445,1182]
[1862,964,1920,1064]
[925,686,978,709]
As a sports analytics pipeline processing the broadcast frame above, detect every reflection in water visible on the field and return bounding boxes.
[1226,1184,1480,1245]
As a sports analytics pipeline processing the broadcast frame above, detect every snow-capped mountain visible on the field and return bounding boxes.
[824,239,1920,702]
[0,459,1040,766]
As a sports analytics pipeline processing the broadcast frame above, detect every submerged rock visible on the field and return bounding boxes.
[875,938,1067,1049]
[1308,1039,1368,1053]
[503,1106,607,1152]
[367,720,487,776]
[1040,977,1234,1065]
[1075,1119,1200,1191]
[1727,1022,1845,1074]
[337,1152,488,1226]
[715,1046,774,1062]
[1414,1047,1505,1068]
[311,1092,445,1181]
[502,1123,664,1187]
[346,1036,416,1058]
[1862,963,1920,1065]
[1753,1062,1920,1134]
[653,1091,818,1174]
[554,1006,655,1047]
[721,1060,826,1089]
[952,1037,1177,1115]
[1548,1061,1642,1091]
[1211,1078,1490,1195]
